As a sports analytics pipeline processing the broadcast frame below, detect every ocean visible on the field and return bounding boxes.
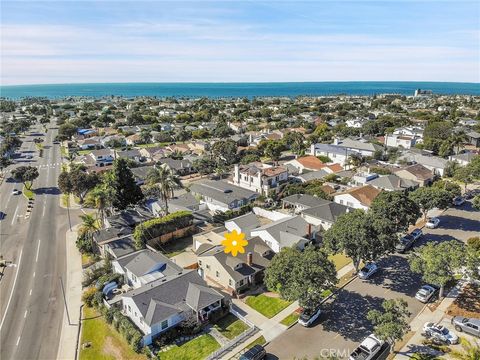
[0,82,479,99]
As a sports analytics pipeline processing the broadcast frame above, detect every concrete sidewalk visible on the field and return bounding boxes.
[395,280,465,359]
[56,225,83,360]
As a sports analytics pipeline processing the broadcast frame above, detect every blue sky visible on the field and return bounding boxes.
[1,1,479,85]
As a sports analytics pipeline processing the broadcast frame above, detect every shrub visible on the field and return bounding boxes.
[82,287,97,307]
[133,211,193,249]
[93,291,104,308]
[130,332,143,352]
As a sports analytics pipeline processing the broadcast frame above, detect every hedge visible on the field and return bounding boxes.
[133,211,193,249]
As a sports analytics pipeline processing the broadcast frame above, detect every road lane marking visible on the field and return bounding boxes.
[16,336,21,346]
[11,204,19,226]
[42,203,46,217]
[0,248,23,331]
[29,289,32,296]
[33,271,35,278]
[35,240,41,262]
[24,310,27,318]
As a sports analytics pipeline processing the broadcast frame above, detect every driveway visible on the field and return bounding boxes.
[265,201,480,360]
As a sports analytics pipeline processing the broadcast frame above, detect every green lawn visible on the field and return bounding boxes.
[244,335,266,350]
[280,312,299,326]
[77,149,91,155]
[328,253,352,271]
[80,307,146,360]
[213,314,249,340]
[23,185,35,200]
[245,294,292,319]
[159,334,220,360]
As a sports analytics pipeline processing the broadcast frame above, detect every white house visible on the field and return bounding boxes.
[333,185,381,210]
[231,163,288,196]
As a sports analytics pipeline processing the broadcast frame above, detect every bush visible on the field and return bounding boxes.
[82,287,97,307]
[213,204,253,223]
[130,332,143,353]
[317,155,332,163]
[93,291,104,308]
[133,211,194,249]
[76,232,94,254]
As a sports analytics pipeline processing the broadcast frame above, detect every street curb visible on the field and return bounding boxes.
[75,304,84,360]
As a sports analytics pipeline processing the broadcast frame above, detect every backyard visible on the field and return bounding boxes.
[79,306,147,360]
[213,314,249,340]
[158,334,220,360]
[245,294,292,319]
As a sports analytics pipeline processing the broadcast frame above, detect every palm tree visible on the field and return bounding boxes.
[89,186,111,227]
[65,151,77,165]
[449,338,480,360]
[347,153,364,169]
[146,165,181,214]
[449,131,468,154]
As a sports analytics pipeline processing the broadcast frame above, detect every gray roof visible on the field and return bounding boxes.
[296,169,330,182]
[335,138,383,153]
[168,193,200,212]
[399,152,448,169]
[313,143,356,156]
[367,174,418,191]
[252,215,309,249]
[190,180,258,206]
[282,194,330,209]
[117,149,142,158]
[302,201,352,223]
[123,270,223,326]
[106,206,154,228]
[450,152,477,163]
[198,237,274,281]
[131,166,155,181]
[106,235,137,258]
[158,158,192,171]
[225,212,260,232]
[117,249,183,277]
[467,131,480,139]
[93,226,132,244]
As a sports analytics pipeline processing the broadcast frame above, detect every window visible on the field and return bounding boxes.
[239,279,244,286]
[198,260,202,266]
[216,271,220,278]
[128,305,131,312]
[161,320,168,330]
[228,279,233,286]
[140,318,143,324]
[206,264,210,270]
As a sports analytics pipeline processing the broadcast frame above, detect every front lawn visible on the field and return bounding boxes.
[158,334,220,360]
[245,294,292,319]
[244,335,266,350]
[280,312,299,326]
[328,253,351,271]
[80,306,146,360]
[213,314,249,340]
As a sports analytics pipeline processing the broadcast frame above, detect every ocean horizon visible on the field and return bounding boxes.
[1,81,479,99]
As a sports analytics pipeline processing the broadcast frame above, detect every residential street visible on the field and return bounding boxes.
[0,122,80,360]
[265,200,480,360]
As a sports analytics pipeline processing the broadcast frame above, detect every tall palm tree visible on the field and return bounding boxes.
[79,213,99,239]
[89,186,111,227]
[146,165,181,215]
[449,131,468,155]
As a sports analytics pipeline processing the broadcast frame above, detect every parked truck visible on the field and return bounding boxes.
[349,334,384,360]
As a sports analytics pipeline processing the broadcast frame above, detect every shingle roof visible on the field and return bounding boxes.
[297,169,330,182]
[93,226,132,244]
[368,174,417,191]
[190,180,258,206]
[123,270,223,327]
[302,202,352,222]
[282,194,331,209]
[335,185,381,207]
[106,235,137,258]
[395,164,434,180]
[117,249,183,277]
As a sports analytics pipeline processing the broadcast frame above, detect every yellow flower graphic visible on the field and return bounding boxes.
[221,230,248,257]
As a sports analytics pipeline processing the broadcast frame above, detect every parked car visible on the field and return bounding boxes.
[464,191,474,200]
[415,285,437,303]
[240,345,266,360]
[451,316,480,337]
[453,196,465,206]
[411,228,423,241]
[25,154,33,159]
[422,322,459,344]
[358,262,378,280]
[298,307,322,327]
[396,234,415,253]
[426,217,440,229]
[12,189,21,195]
[349,334,384,360]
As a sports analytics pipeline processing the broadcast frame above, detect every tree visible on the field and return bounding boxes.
[146,166,180,214]
[316,155,332,163]
[211,139,238,166]
[109,158,144,210]
[409,241,465,298]
[78,213,99,249]
[367,299,411,347]
[347,153,364,168]
[431,179,461,199]
[323,209,382,273]
[88,185,113,227]
[264,246,337,309]
[449,131,468,155]
[283,131,305,155]
[453,166,473,191]
[465,237,480,282]
[263,140,284,165]
[409,187,452,220]
[57,122,78,140]
[0,157,12,175]
[69,166,99,203]
[240,153,261,165]
[58,171,73,195]
[11,166,39,190]
[370,191,421,235]
[473,195,480,210]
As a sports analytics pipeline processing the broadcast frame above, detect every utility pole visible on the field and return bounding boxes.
[59,276,72,325]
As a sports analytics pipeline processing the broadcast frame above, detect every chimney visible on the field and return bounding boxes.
[247,252,253,266]
[308,224,312,239]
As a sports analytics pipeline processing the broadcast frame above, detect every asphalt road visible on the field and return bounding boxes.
[265,200,480,360]
[0,122,75,360]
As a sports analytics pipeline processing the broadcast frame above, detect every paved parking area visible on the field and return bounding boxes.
[265,201,480,360]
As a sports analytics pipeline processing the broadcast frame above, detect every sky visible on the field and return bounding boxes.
[1,0,479,85]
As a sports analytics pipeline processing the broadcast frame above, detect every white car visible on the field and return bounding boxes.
[426,217,440,229]
[12,189,21,195]
[298,307,322,327]
[422,322,459,344]
[411,228,423,241]
[358,262,378,280]
[415,285,437,303]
